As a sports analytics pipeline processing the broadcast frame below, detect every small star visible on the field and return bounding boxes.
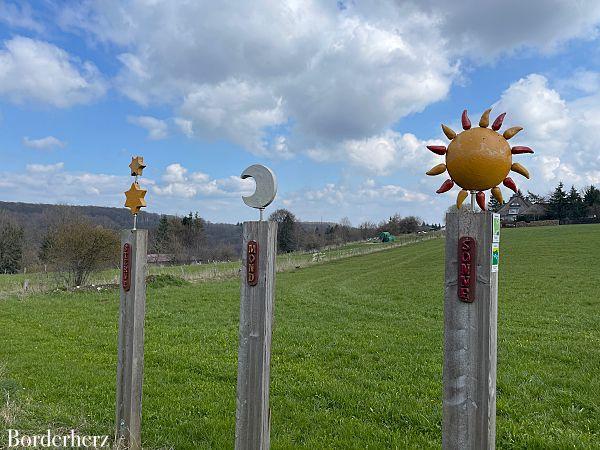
[129,156,146,176]
[124,182,147,214]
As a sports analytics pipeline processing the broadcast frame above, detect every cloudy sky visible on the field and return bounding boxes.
[1,1,600,225]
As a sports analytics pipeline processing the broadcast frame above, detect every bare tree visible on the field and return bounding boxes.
[359,221,377,239]
[40,217,119,287]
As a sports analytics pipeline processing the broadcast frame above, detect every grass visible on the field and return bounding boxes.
[0,224,598,448]
[0,232,441,296]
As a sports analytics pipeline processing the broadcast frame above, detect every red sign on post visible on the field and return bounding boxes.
[122,243,131,292]
[247,240,259,286]
[457,237,476,303]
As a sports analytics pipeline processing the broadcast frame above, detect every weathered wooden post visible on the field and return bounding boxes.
[443,210,499,449]
[424,108,534,449]
[235,164,278,450]
[116,156,148,450]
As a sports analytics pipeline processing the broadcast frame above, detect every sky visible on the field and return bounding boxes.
[1,1,600,225]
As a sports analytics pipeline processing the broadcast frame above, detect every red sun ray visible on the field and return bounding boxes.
[436,179,454,193]
[461,110,471,130]
[476,191,486,210]
[511,146,534,154]
[491,112,506,131]
[503,177,517,193]
[427,145,447,155]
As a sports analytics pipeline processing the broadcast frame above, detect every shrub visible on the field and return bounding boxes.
[40,219,119,287]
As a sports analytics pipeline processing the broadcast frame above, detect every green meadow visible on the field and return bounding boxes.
[0,224,598,448]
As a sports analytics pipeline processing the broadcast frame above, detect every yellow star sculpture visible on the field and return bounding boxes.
[124,182,147,214]
[129,156,146,176]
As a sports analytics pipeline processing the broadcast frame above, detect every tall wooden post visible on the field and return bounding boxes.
[116,229,148,450]
[235,221,277,450]
[443,211,498,450]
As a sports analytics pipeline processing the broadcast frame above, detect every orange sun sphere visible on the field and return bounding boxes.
[426,108,534,210]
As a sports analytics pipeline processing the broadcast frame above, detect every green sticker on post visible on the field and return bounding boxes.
[491,242,499,272]
[492,213,500,243]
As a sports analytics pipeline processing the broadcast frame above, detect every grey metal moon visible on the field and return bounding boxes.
[241,164,277,209]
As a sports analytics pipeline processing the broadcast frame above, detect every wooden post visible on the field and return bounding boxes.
[443,211,498,450]
[235,221,277,450]
[116,229,148,450]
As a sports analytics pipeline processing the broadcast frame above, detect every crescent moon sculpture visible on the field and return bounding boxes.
[241,164,277,220]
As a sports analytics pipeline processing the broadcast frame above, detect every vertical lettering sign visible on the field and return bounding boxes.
[247,240,259,286]
[122,243,131,292]
[457,237,477,303]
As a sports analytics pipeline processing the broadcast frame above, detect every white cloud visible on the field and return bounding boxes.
[294,180,429,206]
[556,69,600,95]
[174,117,193,138]
[493,73,600,192]
[178,79,285,155]
[161,163,187,184]
[0,162,255,221]
[127,115,168,140]
[22,136,66,150]
[58,1,455,156]
[280,178,434,223]
[0,36,107,107]
[0,164,128,206]
[0,1,44,32]
[395,0,600,58]
[307,130,442,175]
[0,159,447,223]
[56,0,600,163]
[152,163,251,199]
[26,162,64,173]
[282,14,455,146]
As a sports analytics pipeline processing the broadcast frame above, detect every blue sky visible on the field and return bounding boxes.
[1,1,600,225]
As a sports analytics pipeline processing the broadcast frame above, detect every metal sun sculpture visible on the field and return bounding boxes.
[426,108,534,210]
[124,156,147,228]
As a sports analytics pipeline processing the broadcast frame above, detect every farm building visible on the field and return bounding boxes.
[497,193,547,222]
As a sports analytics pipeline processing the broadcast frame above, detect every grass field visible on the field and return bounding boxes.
[0,232,440,296]
[0,224,599,448]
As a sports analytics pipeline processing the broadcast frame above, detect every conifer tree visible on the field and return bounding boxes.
[548,182,568,219]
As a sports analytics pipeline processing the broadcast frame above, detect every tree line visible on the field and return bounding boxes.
[268,209,437,253]
[545,183,600,220]
[0,204,435,283]
[487,182,600,221]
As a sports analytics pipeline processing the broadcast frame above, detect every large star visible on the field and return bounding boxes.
[124,182,147,214]
[129,156,146,176]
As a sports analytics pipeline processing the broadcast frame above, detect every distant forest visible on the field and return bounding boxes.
[0,201,244,272]
[0,201,437,274]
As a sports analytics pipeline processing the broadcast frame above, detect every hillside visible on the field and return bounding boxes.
[0,201,339,251]
[0,201,163,232]
[0,224,597,448]
[0,200,242,248]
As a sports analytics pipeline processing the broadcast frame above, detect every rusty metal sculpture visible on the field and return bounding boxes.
[124,156,147,228]
[129,156,146,176]
[426,109,533,210]
[125,182,147,214]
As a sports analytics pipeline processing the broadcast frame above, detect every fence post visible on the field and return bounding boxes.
[443,211,498,450]
[235,221,277,450]
[115,229,148,450]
